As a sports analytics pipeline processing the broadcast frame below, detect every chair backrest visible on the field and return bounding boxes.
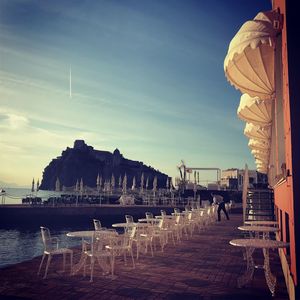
[157,218,164,229]
[93,219,102,231]
[160,210,166,216]
[94,229,117,251]
[119,226,136,248]
[145,212,153,219]
[174,208,180,214]
[40,226,53,252]
[125,215,134,223]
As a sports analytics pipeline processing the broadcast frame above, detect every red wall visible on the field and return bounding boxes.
[273,0,298,288]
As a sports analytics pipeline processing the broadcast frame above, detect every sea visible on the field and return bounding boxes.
[0,187,114,269]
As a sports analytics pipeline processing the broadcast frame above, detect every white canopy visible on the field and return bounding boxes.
[251,148,269,156]
[248,138,270,151]
[252,151,269,161]
[255,158,268,165]
[257,166,268,174]
[224,11,280,100]
[237,94,272,126]
[244,122,271,140]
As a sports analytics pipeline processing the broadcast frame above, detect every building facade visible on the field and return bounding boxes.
[221,168,267,191]
[224,1,299,298]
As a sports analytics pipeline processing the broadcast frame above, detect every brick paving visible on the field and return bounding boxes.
[0,214,289,300]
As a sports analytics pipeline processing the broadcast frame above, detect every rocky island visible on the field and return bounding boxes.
[39,140,170,191]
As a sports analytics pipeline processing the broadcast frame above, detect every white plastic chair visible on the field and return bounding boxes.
[38,226,73,279]
[145,211,153,219]
[83,230,116,282]
[125,215,134,223]
[105,227,136,278]
[160,209,167,217]
[145,212,156,225]
[174,208,181,215]
[147,219,167,252]
[93,219,102,231]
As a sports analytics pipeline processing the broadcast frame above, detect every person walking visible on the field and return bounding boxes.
[211,193,229,221]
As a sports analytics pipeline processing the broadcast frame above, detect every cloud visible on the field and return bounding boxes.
[0,109,29,129]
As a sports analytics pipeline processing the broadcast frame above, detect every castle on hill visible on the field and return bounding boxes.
[39,140,170,191]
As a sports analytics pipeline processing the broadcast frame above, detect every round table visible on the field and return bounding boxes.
[67,231,95,238]
[244,220,278,227]
[238,225,279,239]
[67,230,96,275]
[230,239,289,296]
[112,222,151,233]
[155,215,175,219]
[66,230,116,274]
[138,218,160,224]
[111,222,145,228]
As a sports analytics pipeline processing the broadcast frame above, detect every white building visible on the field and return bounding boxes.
[221,168,261,191]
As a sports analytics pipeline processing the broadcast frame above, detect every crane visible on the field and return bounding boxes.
[177,160,221,190]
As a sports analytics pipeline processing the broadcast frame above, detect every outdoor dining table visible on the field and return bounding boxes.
[244,220,278,227]
[66,230,115,274]
[229,238,289,296]
[238,225,280,239]
[138,218,160,224]
[171,212,186,216]
[111,222,150,228]
[111,222,151,231]
[155,215,175,219]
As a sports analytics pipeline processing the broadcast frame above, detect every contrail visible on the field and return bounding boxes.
[69,65,72,98]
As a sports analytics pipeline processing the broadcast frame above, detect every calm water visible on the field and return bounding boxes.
[1,187,62,205]
[0,227,83,268]
[0,188,120,269]
[0,219,124,269]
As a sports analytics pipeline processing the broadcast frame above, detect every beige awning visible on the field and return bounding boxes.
[237,94,272,126]
[251,148,269,156]
[251,149,269,160]
[256,160,268,172]
[255,158,268,165]
[244,122,271,140]
[248,138,270,151]
[224,11,280,100]
[253,153,269,162]
[257,166,268,174]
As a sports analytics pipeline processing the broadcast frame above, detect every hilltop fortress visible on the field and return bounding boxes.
[39,140,169,191]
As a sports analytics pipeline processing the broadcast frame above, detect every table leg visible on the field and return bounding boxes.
[238,247,255,288]
[72,238,89,275]
[72,252,86,274]
[96,257,111,275]
[263,248,277,296]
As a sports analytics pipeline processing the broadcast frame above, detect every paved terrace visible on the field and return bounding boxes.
[0,214,288,300]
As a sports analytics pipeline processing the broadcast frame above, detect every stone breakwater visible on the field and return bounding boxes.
[0,204,243,228]
[0,205,178,227]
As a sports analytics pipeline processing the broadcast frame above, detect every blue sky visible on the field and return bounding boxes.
[0,0,271,187]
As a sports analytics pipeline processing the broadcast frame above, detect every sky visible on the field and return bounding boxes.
[0,0,272,187]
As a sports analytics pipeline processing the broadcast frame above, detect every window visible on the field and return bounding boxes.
[269,32,286,186]
[285,212,290,257]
